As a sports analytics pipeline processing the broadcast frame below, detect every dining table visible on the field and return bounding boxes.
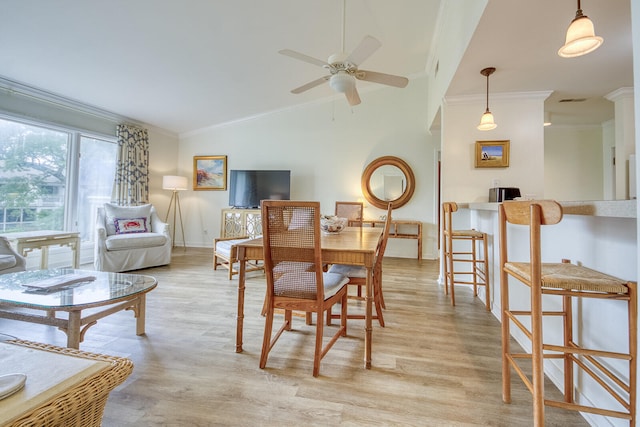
[234,226,383,369]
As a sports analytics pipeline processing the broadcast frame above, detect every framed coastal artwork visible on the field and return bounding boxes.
[475,140,510,168]
[193,155,227,190]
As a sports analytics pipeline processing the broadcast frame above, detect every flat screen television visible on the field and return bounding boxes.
[228,170,291,208]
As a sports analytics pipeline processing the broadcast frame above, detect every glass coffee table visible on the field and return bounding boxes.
[0,269,157,349]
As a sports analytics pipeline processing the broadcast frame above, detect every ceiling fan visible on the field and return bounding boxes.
[279,0,409,106]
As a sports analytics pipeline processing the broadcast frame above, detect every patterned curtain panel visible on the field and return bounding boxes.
[112,124,150,206]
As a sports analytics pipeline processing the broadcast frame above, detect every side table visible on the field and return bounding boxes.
[0,230,81,268]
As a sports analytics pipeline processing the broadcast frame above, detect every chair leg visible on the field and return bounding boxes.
[285,310,292,331]
[341,292,348,336]
[448,246,456,307]
[531,278,545,426]
[562,294,574,403]
[628,282,638,426]
[501,265,512,404]
[378,281,386,310]
[313,310,324,377]
[482,234,490,311]
[228,259,234,280]
[374,279,385,327]
[471,238,478,297]
[260,306,275,369]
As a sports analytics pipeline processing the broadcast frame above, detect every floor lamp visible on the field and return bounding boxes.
[162,175,187,249]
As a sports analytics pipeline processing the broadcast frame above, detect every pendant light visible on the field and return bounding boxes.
[477,67,497,131]
[558,0,603,58]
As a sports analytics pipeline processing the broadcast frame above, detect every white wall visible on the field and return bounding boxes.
[544,125,604,201]
[426,0,487,129]
[146,127,180,221]
[441,91,548,203]
[177,76,441,259]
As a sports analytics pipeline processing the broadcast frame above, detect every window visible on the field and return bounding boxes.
[77,135,117,241]
[0,116,117,243]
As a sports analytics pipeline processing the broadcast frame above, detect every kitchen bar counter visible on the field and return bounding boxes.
[459,199,636,218]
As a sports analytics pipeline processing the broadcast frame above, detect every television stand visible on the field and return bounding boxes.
[220,208,262,239]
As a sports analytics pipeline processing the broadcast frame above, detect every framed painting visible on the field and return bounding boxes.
[475,140,510,168]
[193,155,227,190]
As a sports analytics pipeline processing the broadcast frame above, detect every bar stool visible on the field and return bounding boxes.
[441,202,490,310]
[499,200,637,426]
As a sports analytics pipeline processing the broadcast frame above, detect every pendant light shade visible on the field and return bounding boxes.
[477,67,497,131]
[558,0,603,58]
[478,110,497,131]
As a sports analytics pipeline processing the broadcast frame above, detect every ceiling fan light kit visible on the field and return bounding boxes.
[558,0,603,58]
[477,67,497,131]
[279,0,408,107]
[329,73,355,93]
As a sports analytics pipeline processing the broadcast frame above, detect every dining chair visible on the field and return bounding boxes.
[260,200,350,377]
[499,200,636,426]
[441,201,490,310]
[327,202,392,327]
[335,201,364,227]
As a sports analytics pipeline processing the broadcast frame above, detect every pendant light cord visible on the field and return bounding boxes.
[485,73,490,113]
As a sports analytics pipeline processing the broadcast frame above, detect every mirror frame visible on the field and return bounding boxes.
[361,156,415,209]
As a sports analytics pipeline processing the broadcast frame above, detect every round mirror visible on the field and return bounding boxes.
[361,156,415,209]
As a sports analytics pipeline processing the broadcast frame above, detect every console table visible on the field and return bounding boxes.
[0,230,80,269]
[362,219,422,260]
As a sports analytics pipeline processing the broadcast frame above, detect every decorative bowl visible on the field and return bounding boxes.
[320,216,348,234]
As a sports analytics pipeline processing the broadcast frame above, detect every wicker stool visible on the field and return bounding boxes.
[441,201,490,310]
[499,200,637,426]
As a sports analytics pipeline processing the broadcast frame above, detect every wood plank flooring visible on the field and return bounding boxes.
[0,248,589,426]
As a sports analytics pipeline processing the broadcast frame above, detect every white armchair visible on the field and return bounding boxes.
[94,203,172,272]
[0,236,26,274]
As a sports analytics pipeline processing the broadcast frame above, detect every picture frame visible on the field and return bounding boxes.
[475,140,510,168]
[193,155,227,190]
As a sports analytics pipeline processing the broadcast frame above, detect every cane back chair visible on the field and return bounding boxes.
[335,201,364,227]
[260,200,349,377]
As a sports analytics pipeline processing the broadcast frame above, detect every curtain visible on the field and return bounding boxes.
[112,124,149,206]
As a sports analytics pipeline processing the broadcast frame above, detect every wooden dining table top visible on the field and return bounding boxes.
[236,226,383,257]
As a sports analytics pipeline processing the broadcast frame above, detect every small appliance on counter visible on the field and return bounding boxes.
[489,187,521,202]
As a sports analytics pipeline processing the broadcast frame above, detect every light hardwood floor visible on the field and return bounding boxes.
[1,248,588,426]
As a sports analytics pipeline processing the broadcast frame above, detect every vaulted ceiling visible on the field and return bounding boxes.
[0,0,632,135]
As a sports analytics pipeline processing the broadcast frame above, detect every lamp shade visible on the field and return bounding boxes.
[162,175,188,191]
[558,14,603,58]
[477,110,497,131]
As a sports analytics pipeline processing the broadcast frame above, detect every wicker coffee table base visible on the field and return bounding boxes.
[3,339,133,427]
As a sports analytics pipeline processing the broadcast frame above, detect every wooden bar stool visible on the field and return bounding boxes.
[441,202,490,310]
[499,200,637,426]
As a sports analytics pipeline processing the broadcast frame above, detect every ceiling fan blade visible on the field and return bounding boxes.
[290,76,330,94]
[356,70,409,88]
[346,36,381,66]
[279,49,328,68]
[345,86,361,106]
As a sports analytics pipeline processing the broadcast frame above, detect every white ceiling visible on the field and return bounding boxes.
[0,0,633,135]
